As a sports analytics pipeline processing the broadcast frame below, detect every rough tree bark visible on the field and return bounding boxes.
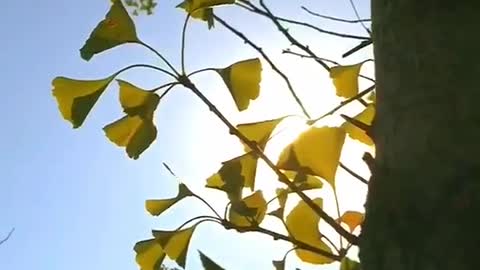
[359,1,480,270]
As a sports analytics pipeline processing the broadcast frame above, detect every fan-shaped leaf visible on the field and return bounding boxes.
[134,239,166,270]
[282,171,324,192]
[103,115,157,159]
[330,62,364,98]
[337,211,364,232]
[272,259,285,270]
[176,1,215,29]
[146,184,193,216]
[342,104,375,146]
[277,127,346,188]
[52,76,113,128]
[117,80,160,119]
[198,250,225,270]
[80,0,140,60]
[286,199,334,264]
[236,117,285,151]
[153,226,196,268]
[229,190,267,227]
[205,152,258,200]
[217,58,262,111]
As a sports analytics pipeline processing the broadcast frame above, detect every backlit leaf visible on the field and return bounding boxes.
[340,257,361,270]
[52,76,113,128]
[217,58,262,111]
[134,239,166,270]
[146,184,193,216]
[153,226,196,268]
[198,250,225,270]
[176,1,215,29]
[286,199,334,264]
[80,0,140,61]
[117,80,160,119]
[330,62,364,98]
[229,190,267,227]
[342,104,375,146]
[205,152,258,200]
[337,211,364,232]
[103,115,157,159]
[283,171,324,192]
[277,127,346,188]
[236,117,285,151]
[183,0,235,10]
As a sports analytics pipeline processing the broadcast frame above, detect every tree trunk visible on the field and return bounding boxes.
[359,1,480,270]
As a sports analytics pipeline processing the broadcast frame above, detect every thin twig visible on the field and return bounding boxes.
[0,228,14,246]
[301,6,371,23]
[237,1,370,41]
[308,84,375,125]
[180,78,358,245]
[347,0,371,35]
[180,14,191,74]
[339,162,368,185]
[214,15,312,119]
[135,41,180,77]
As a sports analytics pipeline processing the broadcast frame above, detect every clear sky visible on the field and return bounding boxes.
[0,1,371,269]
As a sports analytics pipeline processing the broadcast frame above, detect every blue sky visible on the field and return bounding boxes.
[0,1,371,269]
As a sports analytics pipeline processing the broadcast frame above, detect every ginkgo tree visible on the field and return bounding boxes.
[52,0,374,269]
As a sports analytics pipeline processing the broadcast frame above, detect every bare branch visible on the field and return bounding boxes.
[236,1,370,41]
[339,162,369,185]
[0,228,15,246]
[301,6,371,23]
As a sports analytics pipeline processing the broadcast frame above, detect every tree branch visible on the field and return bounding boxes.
[301,6,371,23]
[339,162,368,185]
[236,1,370,41]
[0,228,15,246]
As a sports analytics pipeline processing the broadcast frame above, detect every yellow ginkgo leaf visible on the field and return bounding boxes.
[117,80,160,119]
[176,1,215,29]
[146,184,193,216]
[286,198,334,264]
[217,58,262,111]
[330,62,364,98]
[153,226,196,268]
[80,0,140,61]
[282,170,324,192]
[236,117,285,151]
[52,76,113,128]
[229,190,267,227]
[185,0,235,10]
[275,188,288,210]
[277,127,346,188]
[205,152,259,200]
[342,104,375,146]
[367,90,376,103]
[337,211,364,232]
[103,115,157,159]
[134,239,166,270]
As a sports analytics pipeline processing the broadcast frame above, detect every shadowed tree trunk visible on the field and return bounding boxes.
[359,1,480,270]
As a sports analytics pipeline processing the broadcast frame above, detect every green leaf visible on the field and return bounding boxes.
[103,115,157,159]
[286,198,334,264]
[134,238,166,270]
[341,104,375,146]
[198,250,225,270]
[183,0,235,10]
[217,58,262,111]
[277,127,346,188]
[52,76,113,128]
[337,211,364,232]
[229,190,267,227]
[80,0,140,61]
[340,257,361,270]
[117,80,160,119]
[205,152,259,200]
[153,226,196,268]
[236,117,285,151]
[330,62,364,98]
[176,1,215,29]
[145,184,193,216]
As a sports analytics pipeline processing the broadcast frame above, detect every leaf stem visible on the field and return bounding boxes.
[301,6,371,23]
[0,228,14,246]
[333,188,344,249]
[135,41,180,77]
[193,194,223,219]
[187,68,218,77]
[115,63,178,79]
[181,14,192,75]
